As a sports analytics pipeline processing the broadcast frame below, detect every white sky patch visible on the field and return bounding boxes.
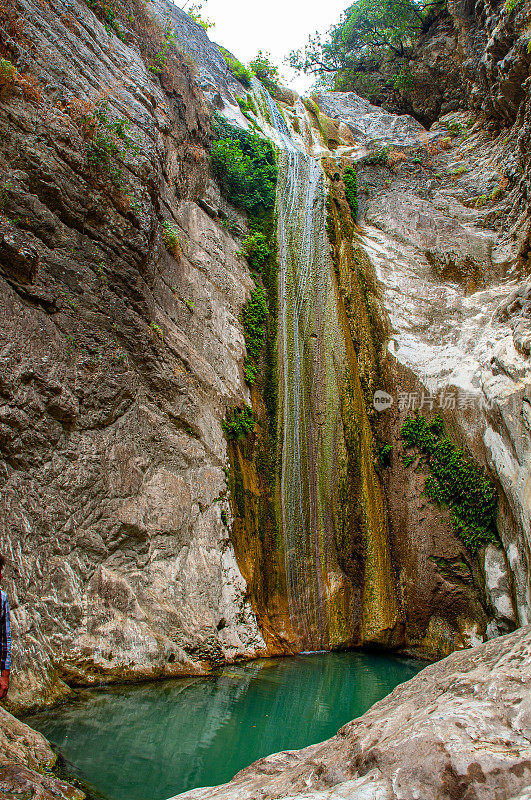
[175,0,350,93]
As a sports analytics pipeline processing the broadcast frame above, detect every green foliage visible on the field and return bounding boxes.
[0,57,16,87]
[211,114,277,215]
[222,405,255,439]
[362,146,390,165]
[236,95,257,120]
[84,101,139,188]
[219,48,252,88]
[161,220,181,255]
[220,216,242,235]
[504,0,521,12]
[393,64,414,91]
[148,24,177,73]
[343,166,358,220]
[289,0,444,91]
[241,286,268,384]
[240,231,271,272]
[249,51,280,89]
[86,0,125,39]
[186,2,215,30]
[378,443,392,468]
[401,413,498,552]
[402,452,416,468]
[150,321,164,341]
[0,181,12,212]
[443,119,464,137]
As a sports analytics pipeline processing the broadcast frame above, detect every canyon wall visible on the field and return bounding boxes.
[0,0,272,712]
[0,0,530,721]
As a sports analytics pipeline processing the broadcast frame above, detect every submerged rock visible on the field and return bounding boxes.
[171,625,531,800]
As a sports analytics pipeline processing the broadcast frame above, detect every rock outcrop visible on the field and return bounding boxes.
[171,625,531,800]
[0,705,83,799]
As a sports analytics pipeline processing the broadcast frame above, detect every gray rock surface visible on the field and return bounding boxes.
[0,0,264,711]
[171,625,531,800]
[314,92,426,148]
[154,0,249,128]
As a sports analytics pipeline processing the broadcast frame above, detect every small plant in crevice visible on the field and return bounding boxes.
[150,321,164,342]
[343,166,358,221]
[362,146,390,166]
[148,24,177,74]
[377,443,392,469]
[249,50,280,91]
[222,405,255,440]
[219,48,252,88]
[0,57,16,89]
[161,220,181,258]
[0,181,12,213]
[402,452,416,468]
[82,100,140,189]
[401,412,498,552]
[186,2,215,30]
[85,0,125,39]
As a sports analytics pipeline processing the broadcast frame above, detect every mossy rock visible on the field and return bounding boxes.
[269,84,299,106]
[301,96,320,117]
[318,112,341,148]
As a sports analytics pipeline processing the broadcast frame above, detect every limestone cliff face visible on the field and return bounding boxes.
[0,0,267,711]
[1,0,531,720]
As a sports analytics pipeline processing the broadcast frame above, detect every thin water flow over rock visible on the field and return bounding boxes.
[254,88,349,649]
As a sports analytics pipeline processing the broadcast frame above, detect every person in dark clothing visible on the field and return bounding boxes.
[0,553,11,699]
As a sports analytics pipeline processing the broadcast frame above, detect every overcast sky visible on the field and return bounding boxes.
[175,0,350,92]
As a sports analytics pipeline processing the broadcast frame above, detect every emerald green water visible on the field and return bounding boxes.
[26,652,423,800]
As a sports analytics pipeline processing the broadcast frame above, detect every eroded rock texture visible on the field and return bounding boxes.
[172,625,531,800]
[0,0,266,711]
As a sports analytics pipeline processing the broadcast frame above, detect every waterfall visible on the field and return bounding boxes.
[253,84,347,648]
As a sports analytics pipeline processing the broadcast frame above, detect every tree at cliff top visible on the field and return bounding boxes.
[288,0,445,99]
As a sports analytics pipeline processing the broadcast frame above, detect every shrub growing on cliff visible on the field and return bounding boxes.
[83,100,139,188]
[239,231,270,273]
[249,51,280,91]
[401,413,498,552]
[222,405,255,439]
[344,166,358,220]
[85,0,125,39]
[211,115,277,215]
[219,48,252,88]
[0,57,16,89]
[241,286,268,384]
[162,220,181,258]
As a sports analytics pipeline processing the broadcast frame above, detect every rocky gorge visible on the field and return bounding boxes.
[1,0,531,797]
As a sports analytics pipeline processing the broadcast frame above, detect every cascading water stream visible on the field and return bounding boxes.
[251,83,347,648]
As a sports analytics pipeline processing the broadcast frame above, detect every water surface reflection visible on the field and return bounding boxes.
[26,651,423,800]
